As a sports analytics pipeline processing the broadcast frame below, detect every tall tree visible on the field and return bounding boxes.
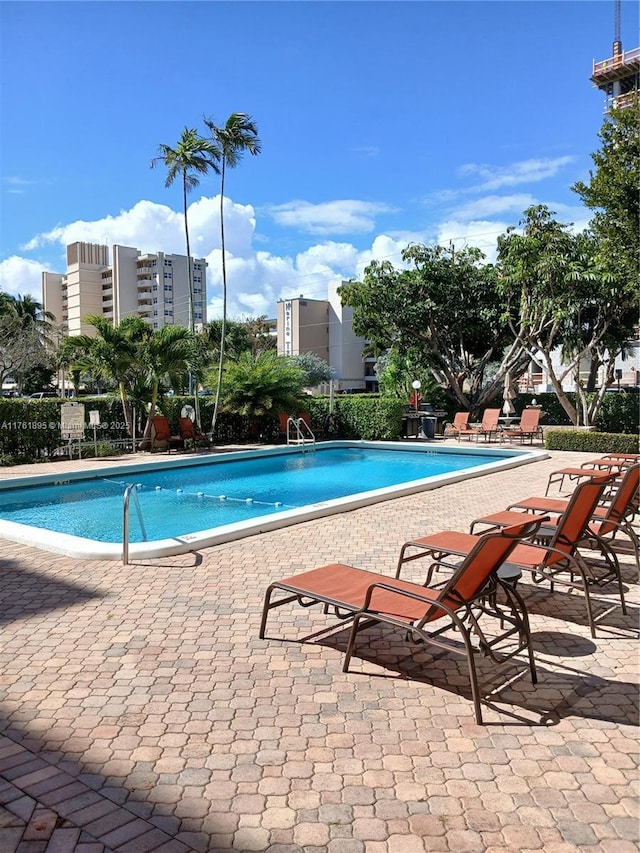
[0,293,56,392]
[339,245,527,414]
[496,205,635,426]
[151,128,219,332]
[572,101,639,292]
[203,113,261,434]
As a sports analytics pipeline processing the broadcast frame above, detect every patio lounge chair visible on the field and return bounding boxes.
[458,408,500,442]
[544,457,628,495]
[399,475,622,637]
[150,415,183,452]
[489,463,640,572]
[501,407,543,445]
[446,411,470,438]
[260,519,545,725]
[178,416,209,448]
[463,475,626,637]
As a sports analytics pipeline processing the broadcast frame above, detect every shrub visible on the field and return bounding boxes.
[306,395,404,440]
[544,429,639,454]
[594,389,639,434]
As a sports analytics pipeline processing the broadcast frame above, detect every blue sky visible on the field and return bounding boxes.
[1,0,638,321]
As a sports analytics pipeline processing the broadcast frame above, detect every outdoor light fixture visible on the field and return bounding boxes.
[412,379,421,413]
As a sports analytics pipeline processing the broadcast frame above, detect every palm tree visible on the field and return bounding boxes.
[213,350,305,422]
[140,325,195,441]
[151,128,219,334]
[65,315,150,436]
[203,113,261,435]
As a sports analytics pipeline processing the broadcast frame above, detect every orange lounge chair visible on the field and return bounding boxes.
[178,416,209,448]
[150,415,183,452]
[544,458,629,495]
[447,411,470,437]
[471,463,639,572]
[260,519,544,725]
[458,408,500,442]
[501,407,543,445]
[398,475,622,637]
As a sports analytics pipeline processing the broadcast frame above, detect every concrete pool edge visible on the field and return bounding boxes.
[0,441,548,560]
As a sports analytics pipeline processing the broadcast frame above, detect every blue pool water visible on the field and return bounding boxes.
[0,442,543,558]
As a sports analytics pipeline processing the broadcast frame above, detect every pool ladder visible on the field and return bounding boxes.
[122,483,147,564]
[285,416,315,451]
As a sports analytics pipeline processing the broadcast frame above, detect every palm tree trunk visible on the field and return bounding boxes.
[183,171,195,334]
[118,381,134,437]
[183,171,201,427]
[211,158,227,435]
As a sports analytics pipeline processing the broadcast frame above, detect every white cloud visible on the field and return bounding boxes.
[7,186,594,326]
[450,193,537,221]
[458,156,574,192]
[265,199,395,235]
[436,220,511,263]
[0,256,44,300]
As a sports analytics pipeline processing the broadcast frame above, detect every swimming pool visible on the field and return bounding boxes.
[0,441,546,559]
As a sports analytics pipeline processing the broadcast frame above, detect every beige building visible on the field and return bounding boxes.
[42,242,207,336]
[276,281,377,391]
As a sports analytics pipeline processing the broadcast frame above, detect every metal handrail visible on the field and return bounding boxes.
[122,483,147,564]
[286,416,315,450]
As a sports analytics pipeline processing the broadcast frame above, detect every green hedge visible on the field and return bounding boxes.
[594,389,639,434]
[306,395,405,440]
[544,429,640,454]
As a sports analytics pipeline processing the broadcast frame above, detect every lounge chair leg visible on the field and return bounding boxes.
[343,613,363,672]
[259,587,276,639]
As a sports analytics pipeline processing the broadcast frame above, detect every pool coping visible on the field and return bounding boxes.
[0,440,548,560]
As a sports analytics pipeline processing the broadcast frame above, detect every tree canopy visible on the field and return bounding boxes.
[338,244,527,413]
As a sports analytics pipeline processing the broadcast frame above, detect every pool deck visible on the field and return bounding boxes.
[0,440,638,853]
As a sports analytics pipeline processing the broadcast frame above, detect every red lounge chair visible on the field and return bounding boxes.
[458,408,500,443]
[544,459,628,495]
[150,415,183,452]
[178,417,209,448]
[471,463,639,572]
[450,474,627,637]
[501,408,543,445]
[447,411,470,437]
[260,519,545,725]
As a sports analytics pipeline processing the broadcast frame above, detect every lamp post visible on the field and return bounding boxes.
[615,368,622,392]
[411,379,421,413]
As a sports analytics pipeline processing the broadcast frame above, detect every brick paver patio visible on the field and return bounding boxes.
[0,443,638,852]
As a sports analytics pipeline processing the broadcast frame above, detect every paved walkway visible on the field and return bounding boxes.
[0,443,638,852]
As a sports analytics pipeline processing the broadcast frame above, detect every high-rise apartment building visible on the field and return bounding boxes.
[276,281,377,391]
[42,242,207,336]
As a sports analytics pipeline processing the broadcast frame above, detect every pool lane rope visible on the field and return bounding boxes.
[104,478,291,510]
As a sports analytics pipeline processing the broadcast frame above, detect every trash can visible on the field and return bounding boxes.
[419,403,437,439]
[420,416,437,439]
